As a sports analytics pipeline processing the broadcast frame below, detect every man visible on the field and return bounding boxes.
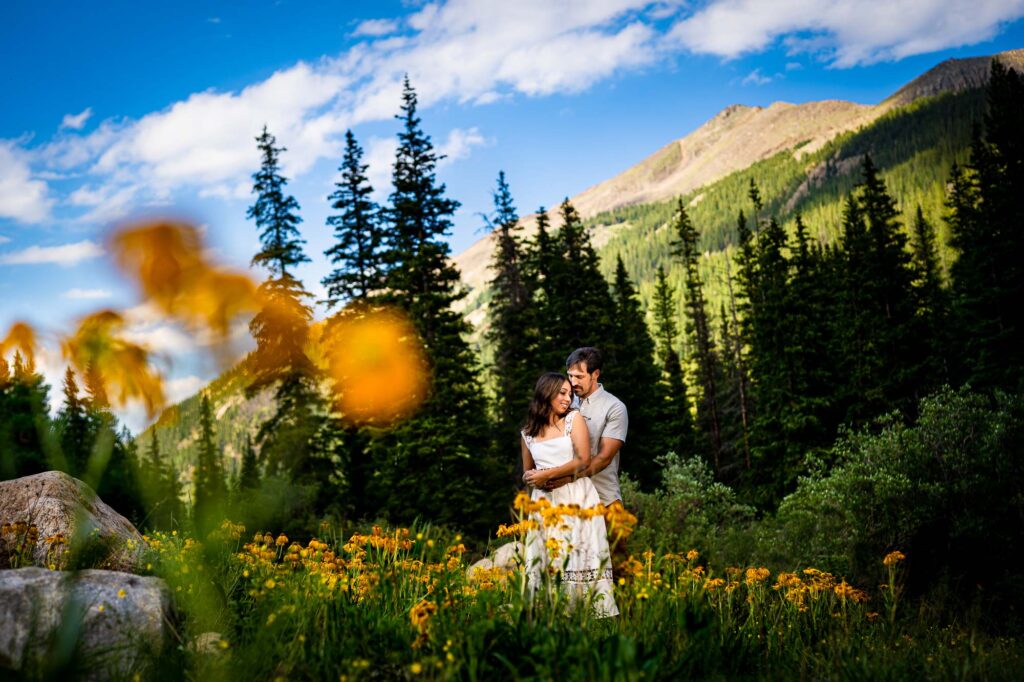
[545,347,628,504]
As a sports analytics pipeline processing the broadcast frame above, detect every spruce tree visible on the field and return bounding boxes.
[485,172,537,462]
[246,125,337,513]
[523,207,565,372]
[530,198,616,373]
[142,431,182,531]
[835,156,919,423]
[651,266,695,457]
[673,200,725,472]
[0,353,50,480]
[247,125,315,390]
[194,394,227,534]
[610,256,665,489]
[57,367,90,477]
[948,61,1024,390]
[238,434,260,491]
[910,206,950,387]
[323,129,384,307]
[372,77,501,533]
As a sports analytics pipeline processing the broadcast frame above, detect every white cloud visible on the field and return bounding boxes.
[741,68,773,85]
[0,141,53,224]
[33,0,663,212]
[352,18,400,37]
[0,240,102,266]
[364,136,398,200]
[437,127,491,166]
[668,0,1024,67]
[62,288,113,300]
[60,107,93,131]
[207,17,221,24]
[785,61,803,71]
[0,235,9,245]
[166,374,206,403]
[21,0,1024,220]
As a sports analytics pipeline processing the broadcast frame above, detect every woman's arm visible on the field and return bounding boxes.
[523,413,590,486]
[520,435,536,478]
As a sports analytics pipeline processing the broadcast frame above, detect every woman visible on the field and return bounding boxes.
[520,372,618,617]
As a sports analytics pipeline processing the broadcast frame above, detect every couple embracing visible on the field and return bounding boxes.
[518,347,628,618]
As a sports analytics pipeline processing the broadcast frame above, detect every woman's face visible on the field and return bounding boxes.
[550,380,573,416]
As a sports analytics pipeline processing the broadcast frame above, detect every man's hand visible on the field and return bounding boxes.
[542,475,573,491]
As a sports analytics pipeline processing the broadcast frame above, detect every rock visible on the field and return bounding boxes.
[491,541,524,570]
[466,556,494,580]
[0,471,144,572]
[0,567,174,679]
[191,631,225,656]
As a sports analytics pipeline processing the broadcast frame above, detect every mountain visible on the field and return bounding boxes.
[142,48,1022,474]
[453,48,1024,317]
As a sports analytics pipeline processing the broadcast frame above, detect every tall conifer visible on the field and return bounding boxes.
[673,200,725,472]
[194,394,227,534]
[949,61,1024,390]
[372,78,500,533]
[323,130,384,307]
[610,256,665,489]
[485,172,537,460]
[651,266,695,457]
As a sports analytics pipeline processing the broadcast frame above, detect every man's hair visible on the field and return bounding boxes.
[566,347,603,374]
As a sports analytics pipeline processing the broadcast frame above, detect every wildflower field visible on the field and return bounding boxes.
[132,497,1024,682]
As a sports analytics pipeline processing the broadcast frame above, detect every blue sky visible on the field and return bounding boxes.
[2,0,1023,429]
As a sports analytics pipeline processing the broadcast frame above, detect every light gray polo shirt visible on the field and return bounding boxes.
[574,384,628,505]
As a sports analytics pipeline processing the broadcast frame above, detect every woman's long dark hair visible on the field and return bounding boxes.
[523,372,570,438]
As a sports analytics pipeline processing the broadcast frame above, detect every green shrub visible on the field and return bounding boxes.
[622,452,756,564]
[771,386,1024,623]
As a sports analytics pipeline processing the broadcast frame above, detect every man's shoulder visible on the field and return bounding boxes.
[598,387,627,412]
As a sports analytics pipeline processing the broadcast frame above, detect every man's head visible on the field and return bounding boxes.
[566,347,602,399]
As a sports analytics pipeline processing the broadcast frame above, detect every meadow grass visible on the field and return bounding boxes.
[135,501,1024,682]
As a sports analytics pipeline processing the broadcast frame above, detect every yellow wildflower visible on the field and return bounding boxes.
[883,551,906,567]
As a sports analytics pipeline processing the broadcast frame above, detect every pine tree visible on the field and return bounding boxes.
[194,394,227,534]
[323,129,384,308]
[535,199,616,365]
[610,256,665,489]
[523,207,565,372]
[371,78,501,533]
[673,200,725,472]
[835,156,919,423]
[57,367,90,477]
[142,431,182,531]
[247,125,315,391]
[651,266,695,458]
[948,61,1024,390]
[910,206,950,387]
[246,125,337,514]
[0,353,50,480]
[238,434,260,491]
[485,172,538,463]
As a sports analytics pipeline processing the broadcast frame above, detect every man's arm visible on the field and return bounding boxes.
[585,437,623,476]
[587,399,627,476]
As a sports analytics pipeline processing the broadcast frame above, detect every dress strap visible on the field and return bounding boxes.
[521,430,533,447]
[564,410,577,437]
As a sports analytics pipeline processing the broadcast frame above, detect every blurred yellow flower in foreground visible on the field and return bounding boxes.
[108,220,259,341]
[1,321,38,369]
[62,310,166,417]
[322,306,430,425]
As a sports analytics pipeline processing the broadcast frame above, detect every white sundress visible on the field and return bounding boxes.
[521,410,619,618]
